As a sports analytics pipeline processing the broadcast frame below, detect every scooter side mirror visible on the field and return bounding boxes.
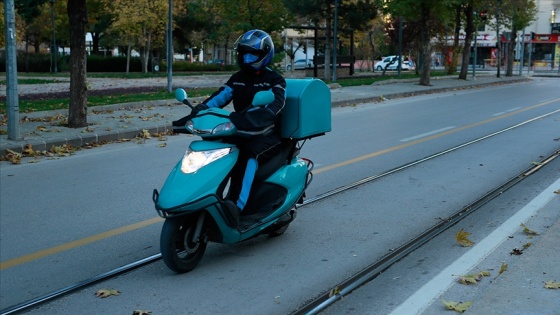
[252,91,275,107]
[175,88,188,102]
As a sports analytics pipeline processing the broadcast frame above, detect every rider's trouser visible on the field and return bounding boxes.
[229,134,282,210]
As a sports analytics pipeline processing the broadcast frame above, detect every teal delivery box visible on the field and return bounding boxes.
[282,79,332,139]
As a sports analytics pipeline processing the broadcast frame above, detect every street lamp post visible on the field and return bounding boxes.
[398,16,402,78]
[4,0,20,140]
[332,0,338,82]
[51,0,57,73]
[167,0,173,92]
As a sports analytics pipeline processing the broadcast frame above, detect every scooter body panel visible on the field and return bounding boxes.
[156,141,238,210]
[203,157,309,244]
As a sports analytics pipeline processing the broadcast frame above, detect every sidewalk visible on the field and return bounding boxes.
[0,74,528,155]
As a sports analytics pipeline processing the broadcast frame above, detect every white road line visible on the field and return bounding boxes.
[389,177,560,315]
[505,106,522,112]
[399,126,456,142]
[493,107,522,116]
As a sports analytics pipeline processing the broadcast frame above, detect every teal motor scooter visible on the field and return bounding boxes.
[153,79,331,273]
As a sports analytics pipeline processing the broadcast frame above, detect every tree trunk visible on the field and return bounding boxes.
[506,24,517,76]
[368,31,375,72]
[447,6,462,75]
[418,2,431,86]
[92,32,100,55]
[126,41,131,74]
[459,3,474,80]
[324,4,331,81]
[67,0,88,128]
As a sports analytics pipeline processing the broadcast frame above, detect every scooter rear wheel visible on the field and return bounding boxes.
[268,223,290,237]
[160,215,207,273]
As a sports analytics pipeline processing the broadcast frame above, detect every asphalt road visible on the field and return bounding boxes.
[0,78,559,314]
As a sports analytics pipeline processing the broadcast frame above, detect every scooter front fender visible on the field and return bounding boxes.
[156,146,239,210]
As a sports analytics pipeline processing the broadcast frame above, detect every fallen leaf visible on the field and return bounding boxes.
[522,242,532,250]
[510,248,523,255]
[442,299,473,313]
[455,229,474,247]
[457,274,479,285]
[95,289,121,298]
[479,270,491,277]
[494,262,508,280]
[554,189,560,194]
[520,223,538,237]
[132,310,152,315]
[544,281,560,289]
[328,286,341,297]
[140,129,151,139]
[454,271,490,285]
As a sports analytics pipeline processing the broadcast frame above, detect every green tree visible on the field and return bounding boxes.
[386,0,460,85]
[109,0,168,73]
[87,0,115,55]
[285,0,378,80]
[503,0,537,76]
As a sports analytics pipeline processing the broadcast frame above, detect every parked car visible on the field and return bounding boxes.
[375,56,410,71]
[286,59,313,70]
[207,59,225,65]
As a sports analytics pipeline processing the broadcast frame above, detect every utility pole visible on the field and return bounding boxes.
[473,32,477,79]
[496,0,501,78]
[51,0,57,73]
[519,29,525,75]
[4,0,20,140]
[332,0,338,82]
[398,16,402,79]
[167,0,173,92]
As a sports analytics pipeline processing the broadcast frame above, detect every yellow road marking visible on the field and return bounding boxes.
[314,98,560,174]
[1,98,558,270]
[0,217,163,271]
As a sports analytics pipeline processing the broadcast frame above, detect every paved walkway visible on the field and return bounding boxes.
[1,74,527,155]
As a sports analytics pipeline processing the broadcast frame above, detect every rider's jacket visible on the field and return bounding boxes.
[203,68,286,137]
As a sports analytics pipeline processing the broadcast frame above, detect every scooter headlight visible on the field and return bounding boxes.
[212,122,235,135]
[180,147,231,174]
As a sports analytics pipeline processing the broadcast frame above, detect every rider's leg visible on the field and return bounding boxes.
[237,158,258,210]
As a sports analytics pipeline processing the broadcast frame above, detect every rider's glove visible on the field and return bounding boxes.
[192,103,209,115]
[172,115,191,134]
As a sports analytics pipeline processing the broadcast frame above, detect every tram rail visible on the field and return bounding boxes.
[2,109,559,315]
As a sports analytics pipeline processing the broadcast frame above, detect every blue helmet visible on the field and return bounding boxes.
[234,30,274,72]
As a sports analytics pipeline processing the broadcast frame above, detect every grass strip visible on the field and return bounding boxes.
[1,71,453,114]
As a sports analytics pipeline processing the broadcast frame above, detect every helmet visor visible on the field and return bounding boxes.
[242,53,259,64]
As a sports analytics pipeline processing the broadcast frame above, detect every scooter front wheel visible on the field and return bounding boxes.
[160,215,207,273]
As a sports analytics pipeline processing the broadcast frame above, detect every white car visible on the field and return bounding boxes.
[286,59,313,70]
[376,56,410,71]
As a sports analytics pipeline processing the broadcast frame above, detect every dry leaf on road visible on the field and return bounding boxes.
[442,299,473,313]
[544,281,560,289]
[95,289,121,298]
[520,223,538,236]
[455,229,474,247]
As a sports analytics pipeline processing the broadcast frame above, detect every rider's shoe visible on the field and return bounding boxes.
[223,200,240,227]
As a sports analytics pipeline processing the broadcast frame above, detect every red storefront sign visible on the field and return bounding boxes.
[501,34,559,43]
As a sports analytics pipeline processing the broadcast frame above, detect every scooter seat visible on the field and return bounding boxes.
[254,140,293,181]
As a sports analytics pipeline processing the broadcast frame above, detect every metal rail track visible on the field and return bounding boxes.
[2,109,559,315]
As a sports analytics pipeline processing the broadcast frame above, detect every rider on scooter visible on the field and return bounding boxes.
[173,29,286,225]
